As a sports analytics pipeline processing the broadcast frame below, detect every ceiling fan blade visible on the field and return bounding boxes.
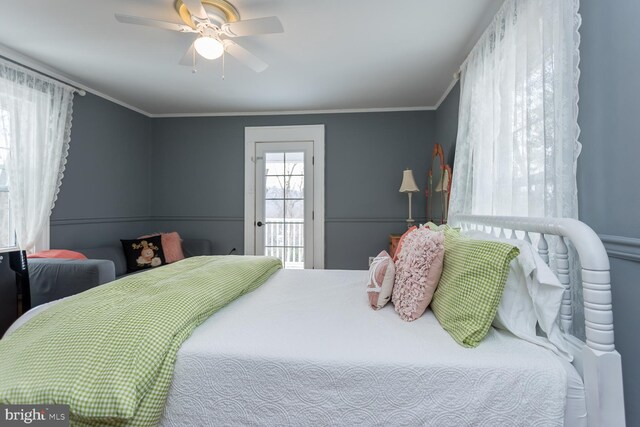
[223,40,268,73]
[181,0,210,22]
[115,13,195,33]
[222,16,283,37]
[179,42,197,66]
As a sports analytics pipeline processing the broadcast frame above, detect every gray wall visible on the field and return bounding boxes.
[577,1,640,424]
[432,2,640,423]
[150,112,435,269]
[50,93,153,248]
[51,97,436,269]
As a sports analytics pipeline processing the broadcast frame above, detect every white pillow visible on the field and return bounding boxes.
[366,250,395,310]
[462,230,572,361]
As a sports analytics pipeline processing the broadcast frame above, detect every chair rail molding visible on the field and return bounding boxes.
[599,234,640,263]
[151,216,243,222]
[325,217,428,223]
[50,216,152,226]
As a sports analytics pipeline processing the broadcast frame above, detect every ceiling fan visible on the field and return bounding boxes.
[115,0,283,73]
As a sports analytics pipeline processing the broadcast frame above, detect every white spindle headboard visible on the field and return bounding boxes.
[452,215,626,427]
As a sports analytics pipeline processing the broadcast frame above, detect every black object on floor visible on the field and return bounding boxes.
[0,250,30,336]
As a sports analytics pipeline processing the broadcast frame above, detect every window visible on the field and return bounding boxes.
[0,108,15,250]
[450,0,580,221]
[0,59,75,253]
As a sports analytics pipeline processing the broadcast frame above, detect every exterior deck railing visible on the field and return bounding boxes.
[264,218,304,268]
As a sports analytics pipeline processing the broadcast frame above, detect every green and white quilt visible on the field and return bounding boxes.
[0,255,281,426]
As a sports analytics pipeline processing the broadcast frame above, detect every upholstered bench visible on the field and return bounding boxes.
[27,239,212,307]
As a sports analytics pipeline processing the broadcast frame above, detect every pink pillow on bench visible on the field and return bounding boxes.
[138,232,185,264]
[27,250,87,260]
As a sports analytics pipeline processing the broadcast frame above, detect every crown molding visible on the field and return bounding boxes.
[434,76,460,110]
[0,44,460,117]
[0,44,151,117]
[147,106,436,118]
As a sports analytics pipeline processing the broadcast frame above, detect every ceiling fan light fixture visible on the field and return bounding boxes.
[194,36,224,60]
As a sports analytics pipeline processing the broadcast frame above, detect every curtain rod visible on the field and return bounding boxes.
[0,55,86,96]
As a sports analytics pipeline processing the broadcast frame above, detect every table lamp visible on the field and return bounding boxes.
[399,169,419,228]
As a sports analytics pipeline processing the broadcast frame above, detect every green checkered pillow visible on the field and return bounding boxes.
[431,227,519,347]
[423,222,461,233]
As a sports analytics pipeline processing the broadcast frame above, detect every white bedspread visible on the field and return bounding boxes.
[159,269,575,427]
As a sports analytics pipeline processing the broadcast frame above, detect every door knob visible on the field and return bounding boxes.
[256,221,263,227]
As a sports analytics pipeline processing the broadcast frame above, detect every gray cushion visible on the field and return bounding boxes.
[77,246,128,277]
[28,258,116,307]
[19,237,212,311]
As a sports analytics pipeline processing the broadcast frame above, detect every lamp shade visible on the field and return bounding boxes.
[399,169,419,193]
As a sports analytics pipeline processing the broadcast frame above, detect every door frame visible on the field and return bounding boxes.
[244,125,325,268]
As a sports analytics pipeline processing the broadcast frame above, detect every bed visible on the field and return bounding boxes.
[3,215,626,426]
[160,268,585,426]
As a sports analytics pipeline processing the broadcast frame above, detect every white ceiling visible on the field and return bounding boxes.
[0,0,503,116]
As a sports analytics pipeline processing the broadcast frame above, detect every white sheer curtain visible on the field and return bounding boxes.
[0,58,75,251]
[449,0,581,220]
[449,0,584,338]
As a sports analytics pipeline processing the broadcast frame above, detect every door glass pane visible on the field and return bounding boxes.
[265,246,278,258]
[285,175,304,198]
[266,199,284,218]
[262,150,305,269]
[265,152,285,175]
[284,247,304,269]
[265,176,284,198]
[285,152,304,175]
[284,223,304,247]
[285,199,304,219]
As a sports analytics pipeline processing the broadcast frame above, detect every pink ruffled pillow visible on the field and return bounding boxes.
[392,228,445,321]
[366,250,396,310]
[392,226,416,262]
[138,231,185,264]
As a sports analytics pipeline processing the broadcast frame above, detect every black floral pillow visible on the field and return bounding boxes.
[121,235,166,273]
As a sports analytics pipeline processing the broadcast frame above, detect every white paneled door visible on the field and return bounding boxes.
[245,125,325,269]
[254,142,314,269]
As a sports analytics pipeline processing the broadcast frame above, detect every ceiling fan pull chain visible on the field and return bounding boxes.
[222,48,225,80]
